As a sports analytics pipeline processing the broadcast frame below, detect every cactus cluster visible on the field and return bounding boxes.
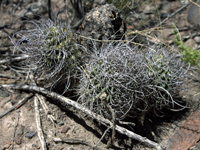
[77,42,187,124]
[12,4,188,125]
[14,19,82,80]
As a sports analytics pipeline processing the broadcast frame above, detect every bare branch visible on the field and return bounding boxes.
[2,84,164,150]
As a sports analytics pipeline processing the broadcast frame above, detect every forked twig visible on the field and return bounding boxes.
[30,74,47,150]
[2,84,164,150]
[36,94,56,123]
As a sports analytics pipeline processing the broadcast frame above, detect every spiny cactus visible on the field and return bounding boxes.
[13,19,82,81]
[77,42,188,125]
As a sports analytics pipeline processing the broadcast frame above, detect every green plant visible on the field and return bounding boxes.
[172,24,200,66]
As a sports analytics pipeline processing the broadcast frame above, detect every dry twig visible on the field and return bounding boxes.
[34,96,47,150]
[0,93,33,118]
[2,84,164,150]
[0,55,29,65]
[36,94,56,123]
[53,137,99,149]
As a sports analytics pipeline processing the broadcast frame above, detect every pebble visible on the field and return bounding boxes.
[194,36,200,44]
[196,141,200,149]
[32,144,37,147]
[4,144,10,149]
[17,125,24,135]
[53,137,61,142]
[69,148,74,150]
[25,132,36,139]
[58,121,64,126]
[3,102,12,110]
[24,128,30,133]
[46,140,50,146]
[161,28,173,40]
[15,136,22,145]
[185,39,196,49]
[6,141,11,145]
[0,87,9,97]
[60,125,70,133]
[188,0,200,26]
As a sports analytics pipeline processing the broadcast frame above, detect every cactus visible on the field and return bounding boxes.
[13,19,82,82]
[77,42,188,125]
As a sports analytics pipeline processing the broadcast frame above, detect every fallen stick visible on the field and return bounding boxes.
[0,93,33,118]
[0,55,29,65]
[34,96,47,150]
[2,84,164,150]
[36,94,56,123]
[53,137,99,150]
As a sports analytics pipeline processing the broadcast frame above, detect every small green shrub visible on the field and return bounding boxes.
[172,24,200,66]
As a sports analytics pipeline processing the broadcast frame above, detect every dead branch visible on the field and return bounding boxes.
[94,126,112,148]
[53,137,99,149]
[29,73,56,123]
[34,96,47,150]
[2,84,164,150]
[36,94,56,123]
[0,55,29,65]
[0,93,33,118]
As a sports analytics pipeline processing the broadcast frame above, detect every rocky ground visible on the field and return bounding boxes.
[0,0,200,150]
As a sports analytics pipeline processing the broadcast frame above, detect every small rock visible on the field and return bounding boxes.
[15,136,22,145]
[6,140,11,145]
[3,102,13,110]
[4,143,11,149]
[17,125,24,135]
[53,137,62,142]
[185,39,196,49]
[58,121,64,126]
[24,128,30,133]
[161,28,173,40]
[32,144,37,147]
[194,36,200,44]
[46,140,50,146]
[25,132,36,139]
[143,5,151,13]
[60,125,70,133]
[0,87,9,97]
[195,141,200,149]
[188,0,200,26]
[69,148,74,150]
